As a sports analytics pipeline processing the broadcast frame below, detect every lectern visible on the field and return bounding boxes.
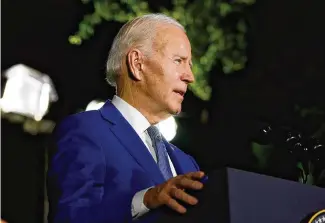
[153,168,325,223]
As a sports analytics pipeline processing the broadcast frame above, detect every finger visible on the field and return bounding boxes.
[185,171,205,180]
[165,196,187,214]
[170,187,198,205]
[175,177,203,190]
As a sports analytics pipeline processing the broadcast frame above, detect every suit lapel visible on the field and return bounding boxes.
[163,139,186,175]
[100,101,165,185]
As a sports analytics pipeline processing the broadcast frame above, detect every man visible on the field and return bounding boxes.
[47,13,206,223]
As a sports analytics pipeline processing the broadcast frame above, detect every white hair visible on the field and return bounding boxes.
[106,13,185,87]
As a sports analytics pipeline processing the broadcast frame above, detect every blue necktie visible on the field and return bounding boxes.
[147,126,173,180]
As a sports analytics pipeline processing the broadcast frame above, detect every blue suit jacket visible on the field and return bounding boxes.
[47,100,200,223]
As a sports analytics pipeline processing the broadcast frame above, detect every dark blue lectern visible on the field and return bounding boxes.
[155,168,325,223]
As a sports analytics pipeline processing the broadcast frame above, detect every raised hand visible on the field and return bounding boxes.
[143,171,205,213]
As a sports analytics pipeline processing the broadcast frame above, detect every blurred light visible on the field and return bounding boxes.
[156,116,178,142]
[86,100,105,111]
[0,64,58,121]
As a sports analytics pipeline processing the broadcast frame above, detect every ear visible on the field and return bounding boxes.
[127,48,143,81]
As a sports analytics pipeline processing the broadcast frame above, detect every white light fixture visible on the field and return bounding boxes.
[156,116,178,142]
[0,64,58,121]
[85,100,105,111]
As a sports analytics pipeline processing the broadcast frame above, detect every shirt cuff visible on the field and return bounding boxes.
[131,187,153,219]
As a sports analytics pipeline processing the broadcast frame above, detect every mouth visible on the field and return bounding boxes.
[173,90,186,98]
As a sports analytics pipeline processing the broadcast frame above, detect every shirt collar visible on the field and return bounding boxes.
[111,95,151,136]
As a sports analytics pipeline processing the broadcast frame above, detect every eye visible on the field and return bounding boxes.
[174,58,182,64]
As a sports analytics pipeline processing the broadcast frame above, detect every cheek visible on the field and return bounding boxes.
[156,69,174,93]
[148,61,179,100]
[164,66,180,84]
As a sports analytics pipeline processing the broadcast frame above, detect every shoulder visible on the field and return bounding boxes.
[48,110,107,162]
[54,110,102,138]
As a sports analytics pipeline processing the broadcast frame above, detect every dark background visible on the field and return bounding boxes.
[2,0,325,222]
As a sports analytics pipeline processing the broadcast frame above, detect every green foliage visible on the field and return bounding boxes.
[251,142,273,169]
[294,104,325,139]
[252,142,316,185]
[252,104,325,185]
[297,162,314,185]
[70,0,255,100]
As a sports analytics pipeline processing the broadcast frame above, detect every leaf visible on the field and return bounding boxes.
[252,142,273,169]
[237,19,247,33]
[69,35,82,45]
[219,3,232,17]
[172,0,187,7]
[305,174,314,185]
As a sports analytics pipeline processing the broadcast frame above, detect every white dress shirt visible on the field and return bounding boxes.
[111,95,177,218]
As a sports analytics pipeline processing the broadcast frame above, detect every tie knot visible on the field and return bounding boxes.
[147,126,162,141]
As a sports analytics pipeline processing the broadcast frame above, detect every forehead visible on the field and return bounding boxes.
[153,24,191,56]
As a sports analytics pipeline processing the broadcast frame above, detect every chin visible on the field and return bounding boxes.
[168,104,182,115]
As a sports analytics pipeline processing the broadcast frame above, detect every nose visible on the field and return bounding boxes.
[181,66,195,84]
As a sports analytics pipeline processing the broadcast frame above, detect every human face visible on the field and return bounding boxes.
[141,24,194,117]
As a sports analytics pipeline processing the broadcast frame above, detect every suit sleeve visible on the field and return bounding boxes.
[47,116,134,223]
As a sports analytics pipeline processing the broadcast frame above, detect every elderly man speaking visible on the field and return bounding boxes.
[47,13,205,223]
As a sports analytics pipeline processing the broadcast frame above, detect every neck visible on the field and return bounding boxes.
[116,85,169,125]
